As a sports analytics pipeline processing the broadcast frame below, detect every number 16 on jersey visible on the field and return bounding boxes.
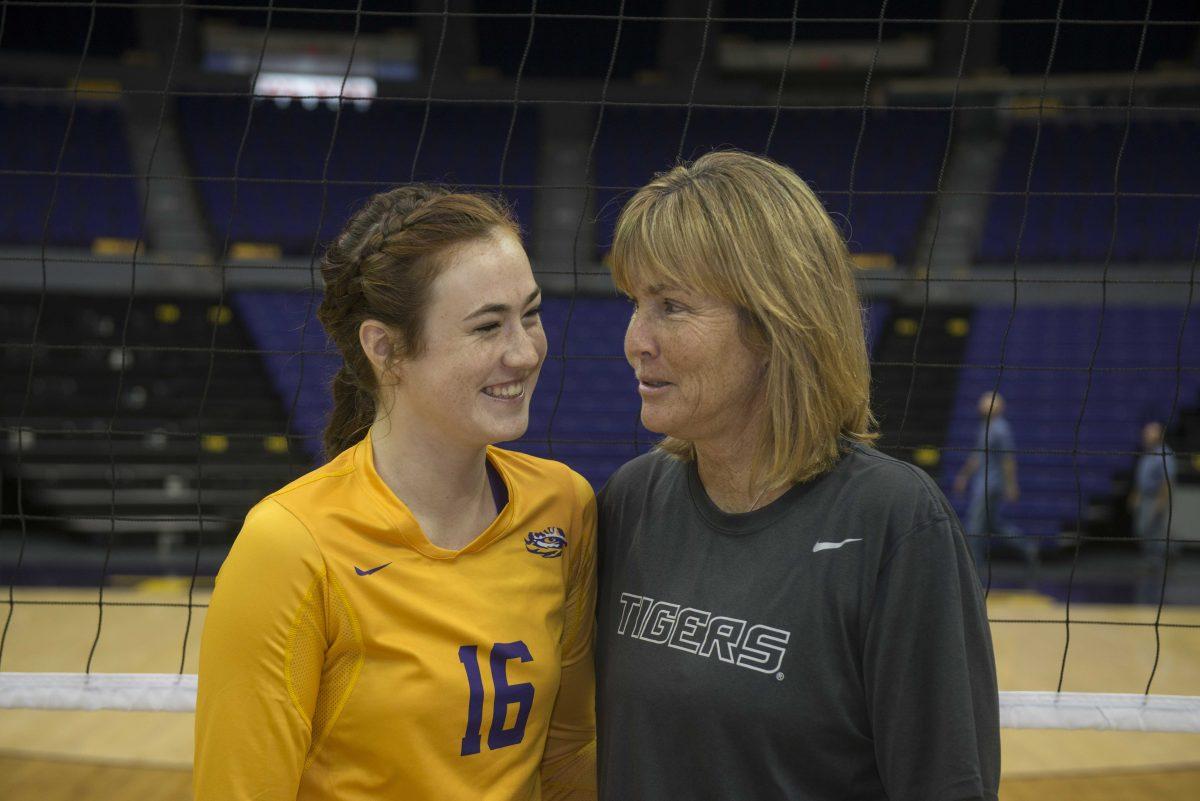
[457,641,535,756]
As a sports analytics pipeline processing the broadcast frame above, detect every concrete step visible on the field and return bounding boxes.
[122,96,213,259]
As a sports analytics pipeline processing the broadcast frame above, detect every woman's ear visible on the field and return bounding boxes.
[359,319,400,381]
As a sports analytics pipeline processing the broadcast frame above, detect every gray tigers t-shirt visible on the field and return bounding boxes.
[596,444,1000,801]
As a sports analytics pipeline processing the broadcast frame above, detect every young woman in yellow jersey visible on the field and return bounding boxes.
[195,187,596,801]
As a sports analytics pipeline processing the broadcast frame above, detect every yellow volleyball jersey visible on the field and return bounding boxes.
[194,436,597,801]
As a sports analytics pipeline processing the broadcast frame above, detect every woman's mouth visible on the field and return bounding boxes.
[637,378,672,396]
[483,380,525,400]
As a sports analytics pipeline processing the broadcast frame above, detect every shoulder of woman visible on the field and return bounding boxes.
[216,498,326,598]
[598,450,678,503]
[831,443,952,526]
[490,445,580,486]
[235,497,322,556]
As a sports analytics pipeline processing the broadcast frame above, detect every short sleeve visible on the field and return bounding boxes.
[194,499,326,801]
[862,516,1001,801]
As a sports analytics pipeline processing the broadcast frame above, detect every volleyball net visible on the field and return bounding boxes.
[1,1,1199,736]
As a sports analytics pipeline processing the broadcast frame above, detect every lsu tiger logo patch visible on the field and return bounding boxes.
[525,527,567,558]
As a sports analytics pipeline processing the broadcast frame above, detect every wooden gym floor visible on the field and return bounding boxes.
[1,584,1198,800]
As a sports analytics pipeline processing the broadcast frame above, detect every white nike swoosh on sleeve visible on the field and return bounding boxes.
[812,538,864,552]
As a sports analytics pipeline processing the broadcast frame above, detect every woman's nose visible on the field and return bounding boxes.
[624,311,656,364]
[505,325,543,369]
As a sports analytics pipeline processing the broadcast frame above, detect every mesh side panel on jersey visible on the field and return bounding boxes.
[310,570,364,763]
[561,560,592,662]
[543,740,598,801]
[284,570,365,766]
[284,577,326,727]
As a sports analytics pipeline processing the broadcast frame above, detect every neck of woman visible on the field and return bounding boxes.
[368,416,494,525]
[693,414,785,515]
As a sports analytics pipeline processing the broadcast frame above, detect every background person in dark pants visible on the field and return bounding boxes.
[954,392,1034,583]
[1129,421,1179,604]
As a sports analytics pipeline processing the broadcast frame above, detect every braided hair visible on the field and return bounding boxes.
[316,185,520,460]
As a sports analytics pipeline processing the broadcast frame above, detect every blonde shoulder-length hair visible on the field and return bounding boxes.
[609,149,877,487]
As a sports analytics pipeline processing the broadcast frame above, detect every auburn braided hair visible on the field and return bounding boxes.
[316,186,520,459]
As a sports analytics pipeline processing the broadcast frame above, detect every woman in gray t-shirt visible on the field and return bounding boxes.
[595,150,1000,801]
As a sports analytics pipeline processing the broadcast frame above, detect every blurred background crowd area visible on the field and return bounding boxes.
[0,0,1198,600]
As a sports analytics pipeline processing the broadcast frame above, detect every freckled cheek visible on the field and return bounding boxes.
[690,342,740,411]
[450,351,491,398]
[659,332,703,382]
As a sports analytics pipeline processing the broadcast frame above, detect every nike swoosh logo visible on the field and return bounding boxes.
[812,538,863,553]
[354,562,391,576]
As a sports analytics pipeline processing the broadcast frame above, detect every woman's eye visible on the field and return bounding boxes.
[523,306,542,319]
[474,322,501,334]
[663,299,682,314]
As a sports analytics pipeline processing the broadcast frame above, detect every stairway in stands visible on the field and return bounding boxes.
[870,304,974,475]
[0,294,303,583]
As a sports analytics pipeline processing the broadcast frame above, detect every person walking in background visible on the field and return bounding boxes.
[1129,421,1179,604]
[954,391,1027,581]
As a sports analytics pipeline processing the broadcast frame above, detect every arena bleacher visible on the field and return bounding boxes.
[944,305,1200,544]
[0,2,1196,588]
[177,97,539,256]
[0,100,142,247]
[594,107,947,263]
[5,7,1200,799]
[980,118,1200,264]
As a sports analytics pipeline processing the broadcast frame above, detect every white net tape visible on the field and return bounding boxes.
[998,691,1200,733]
[2,673,1198,732]
[1,672,197,713]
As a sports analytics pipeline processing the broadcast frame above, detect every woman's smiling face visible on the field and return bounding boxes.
[380,231,547,449]
[623,280,766,445]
